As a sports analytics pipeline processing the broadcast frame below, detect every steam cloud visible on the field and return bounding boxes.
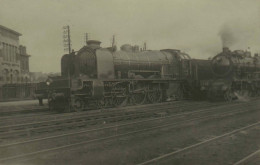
[218,23,237,48]
[218,19,260,52]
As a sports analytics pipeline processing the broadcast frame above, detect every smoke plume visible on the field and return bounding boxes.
[218,23,237,48]
[218,19,260,52]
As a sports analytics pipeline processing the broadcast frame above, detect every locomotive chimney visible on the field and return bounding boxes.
[87,40,101,49]
[223,47,229,53]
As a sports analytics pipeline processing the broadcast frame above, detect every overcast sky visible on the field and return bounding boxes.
[0,0,260,73]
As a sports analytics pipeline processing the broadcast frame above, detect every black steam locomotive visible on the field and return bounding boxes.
[208,47,260,101]
[35,40,213,112]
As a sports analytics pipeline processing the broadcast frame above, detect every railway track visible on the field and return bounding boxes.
[137,121,260,165]
[0,101,238,140]
[0,100,199,125]
[2,97,250,125]
[2,97,258,125]
[0,107,49,117]
[233,149,260,165]
[0,100,258,164]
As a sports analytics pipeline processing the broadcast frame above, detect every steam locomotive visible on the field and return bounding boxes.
[35,40,213,112]
[208,47,260,101]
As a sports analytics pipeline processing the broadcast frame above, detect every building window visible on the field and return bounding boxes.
[1,43,18,62]
[4,43,7,61]
[0,42,2,58]
[10,44,12,62]
[8,44,11,61]
[11,45,14,62]
[8,44,10,61]
[13,46,15,62]
[10,45,12,62]
[14,46,17,62]
[5,44,7,61]
[3,69,9,83]
[27,59,29,71]
[2,43,4,60]
[10,74,13,83]
[3,43,6,61]
[15,47,18,62]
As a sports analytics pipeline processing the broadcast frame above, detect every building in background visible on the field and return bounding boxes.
[30,72,60,83]
[0,25,31,85]
[19,45,30,83]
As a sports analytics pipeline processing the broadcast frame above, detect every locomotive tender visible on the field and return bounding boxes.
[38,40,212,112]
[208,47,260,101]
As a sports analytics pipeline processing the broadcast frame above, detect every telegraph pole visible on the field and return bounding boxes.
[63,25,72,53]
[62,25,72,111]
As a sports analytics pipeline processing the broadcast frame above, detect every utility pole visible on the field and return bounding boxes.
[62,25,72,111]
[63,25,72,53]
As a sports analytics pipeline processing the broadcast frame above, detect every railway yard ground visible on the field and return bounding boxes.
[0,98,259,165]
[0,99,48,116]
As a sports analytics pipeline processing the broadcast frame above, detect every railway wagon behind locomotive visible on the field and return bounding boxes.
[208,47,260,101]
[41,40,212,112]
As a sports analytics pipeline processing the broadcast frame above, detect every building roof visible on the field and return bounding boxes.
[0,25,22,36]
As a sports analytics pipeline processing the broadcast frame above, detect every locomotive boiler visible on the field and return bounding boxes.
[208,47,260,101]
[43,40,201,112]
[63,41,191,79]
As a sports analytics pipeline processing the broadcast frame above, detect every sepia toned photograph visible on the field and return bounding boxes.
[0,0,259,164]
